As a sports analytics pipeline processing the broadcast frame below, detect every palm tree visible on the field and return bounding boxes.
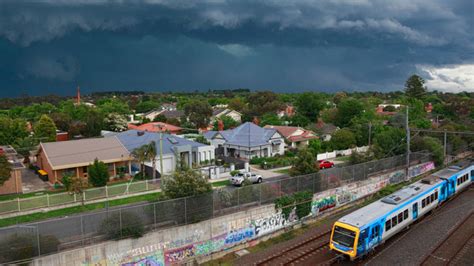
[132,146,147,176]
[146,141,157,179]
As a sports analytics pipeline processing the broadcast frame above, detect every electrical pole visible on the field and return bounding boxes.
[406,107,410,179]
[443,129,447,165]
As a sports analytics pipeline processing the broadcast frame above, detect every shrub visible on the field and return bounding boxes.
[293,191,313,219]
[0,233,60,263]
[88,158,109,187]
[230,170,240,177]
[61,174,72,191]
[100,211,144,240]
[274,195,294,220]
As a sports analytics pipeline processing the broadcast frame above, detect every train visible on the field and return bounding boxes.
[329,159,474,260]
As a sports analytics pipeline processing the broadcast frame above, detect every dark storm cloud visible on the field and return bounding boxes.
[0,0,472,96]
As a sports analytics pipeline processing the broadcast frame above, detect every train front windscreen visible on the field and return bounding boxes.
[332,225,356,248]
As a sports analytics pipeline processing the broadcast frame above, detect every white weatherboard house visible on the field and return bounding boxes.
[115,130,215,175]
[204,122,285,159]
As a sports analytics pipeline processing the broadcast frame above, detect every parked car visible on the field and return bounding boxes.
[230,172,263,186]
[318,160,335,169]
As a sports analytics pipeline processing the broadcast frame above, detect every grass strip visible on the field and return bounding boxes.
[0,192,161,228]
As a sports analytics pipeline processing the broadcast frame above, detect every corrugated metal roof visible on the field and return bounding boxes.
[115,130,206,155]
[212,122,278,147]
[40,137,131,169]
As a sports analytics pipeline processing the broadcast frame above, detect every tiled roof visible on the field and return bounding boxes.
[161,110,185,119]
[264,125,317,142]
[128,122,182,133]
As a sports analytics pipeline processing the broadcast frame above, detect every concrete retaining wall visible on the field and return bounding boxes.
[33,161,435,266]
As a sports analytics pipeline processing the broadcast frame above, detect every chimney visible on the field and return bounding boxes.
[76,86,81,105]
[253,116,260,125]
[217,119,224,131]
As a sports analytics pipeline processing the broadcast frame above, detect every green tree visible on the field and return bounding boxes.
[83,109,104,137]
[104,113,128,132]
[295,92,324,122]
[245,91,283,118]
[0,154,12,185]
[97,98,130,115]
[259,113,282,126]
[153,114,167,122]
[308,139,322,156]
[184,100,213,128]
[294,191,313,219]
[405,74,427,100]
[333,92,347,105]
[334,98,364,128]
[274,195,294,220]
[132,145,147,176]
[67,175,88,205]
[163,168,212,199]
[289,114,311,127]
[35,115,57,142]
[228,97,246,112]
[411,136,444,166]
[145,141,157,179]
[373,127,406,158]
[289,148,318,176]
[88,158,109,187]
[330,128,356,150]
[135,100,160,113]
[213,115,238,130]
[0,117,29,145]
[49,112,72,132]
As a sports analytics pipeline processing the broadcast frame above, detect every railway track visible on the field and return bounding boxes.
[420,212,474,266]
[254,230,334,265]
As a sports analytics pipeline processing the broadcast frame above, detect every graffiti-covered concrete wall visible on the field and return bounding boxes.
[32,161,434,266]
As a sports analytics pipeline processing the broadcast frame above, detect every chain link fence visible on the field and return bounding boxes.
[0,153,431,264]
[0,180,161,216]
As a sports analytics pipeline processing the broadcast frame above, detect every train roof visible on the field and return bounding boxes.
[338,160,473,228]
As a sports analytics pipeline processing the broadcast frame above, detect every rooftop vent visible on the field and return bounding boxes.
[168,137,179,144]
[137,131,145,136]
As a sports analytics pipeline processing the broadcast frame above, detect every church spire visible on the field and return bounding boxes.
[76,86,81,105]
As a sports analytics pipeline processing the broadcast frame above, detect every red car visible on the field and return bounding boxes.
[318,160,335,169]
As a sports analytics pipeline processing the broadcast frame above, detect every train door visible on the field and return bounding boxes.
[412,202,418,219]
[447,178,456,196]
[368,224,381,250]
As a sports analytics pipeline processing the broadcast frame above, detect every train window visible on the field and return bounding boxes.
[431,194,435,202]
[435,191,438,200]
[427,196,431,205]
[392,216,398,226]
[398,213,403,223]
[422,199,426,208]
[385,220,391,231]
[404,210,408,219]
[457,179,460,186]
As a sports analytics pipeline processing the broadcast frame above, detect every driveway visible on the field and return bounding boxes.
[21,168,50,193]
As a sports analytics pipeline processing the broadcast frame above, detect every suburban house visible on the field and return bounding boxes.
[204,122,285,159]
[264,125,318,149]
[114,130,215,176]
[128,122,183,134]
[159,110,185,121]
[0,146,24,195]
[277,104,296,118]
[314,118,339,141]
[211,108,242,123]
[37,137,134,184]
[141,103,178,121]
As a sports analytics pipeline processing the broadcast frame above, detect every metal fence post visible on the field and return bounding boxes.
[105,185,108,198]
[36,225,41,256]
[74,193,77,203]
[146,180,149,191]
[153,202,157,228]
[119,208,123,238]
[81,215,85,246]
[46,194,50,207]
[17,197,21,212]
[184,198,187,224]
[83,191,86,202]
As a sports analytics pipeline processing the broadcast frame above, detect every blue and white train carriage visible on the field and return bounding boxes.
[329,160,474,260]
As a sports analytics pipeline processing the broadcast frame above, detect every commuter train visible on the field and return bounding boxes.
[329,160,474,260]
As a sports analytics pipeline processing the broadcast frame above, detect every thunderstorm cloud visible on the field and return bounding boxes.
[0,0,472,96]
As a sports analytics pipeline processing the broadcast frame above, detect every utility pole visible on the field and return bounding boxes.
[443,129,447,165]
[405,107,410,179]
[153,124,164,179]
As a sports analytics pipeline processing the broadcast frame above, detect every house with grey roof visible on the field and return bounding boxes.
[114,130,215,175]
[204,122,285,160]
[211,108,242,123]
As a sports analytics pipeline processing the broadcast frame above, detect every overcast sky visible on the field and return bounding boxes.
[0,0,473,97]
